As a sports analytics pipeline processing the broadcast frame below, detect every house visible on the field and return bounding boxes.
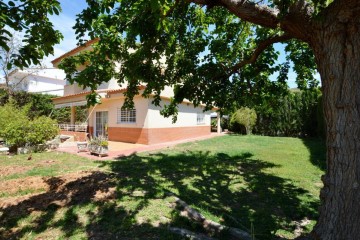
[51,40,220,144]
[8,68,66,96]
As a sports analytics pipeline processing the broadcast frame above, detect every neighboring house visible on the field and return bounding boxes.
[8,68,66,96]
[52,40,219,144]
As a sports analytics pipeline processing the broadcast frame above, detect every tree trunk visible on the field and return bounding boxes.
[311,13,360,239]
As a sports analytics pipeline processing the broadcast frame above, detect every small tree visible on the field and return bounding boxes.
[0,33,47,96]
[231,107,257,135]
[0,103,58,150]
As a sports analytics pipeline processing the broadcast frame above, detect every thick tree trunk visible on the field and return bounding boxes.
[311,12,360,240]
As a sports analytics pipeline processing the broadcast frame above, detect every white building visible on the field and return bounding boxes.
[52,39,219,144]
[8,68,66,96]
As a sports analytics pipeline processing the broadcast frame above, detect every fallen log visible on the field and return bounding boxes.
[166,192,254,240]
[168,227,216,240]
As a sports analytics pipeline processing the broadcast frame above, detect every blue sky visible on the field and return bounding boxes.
[47,0,317,88]
[44,0,88,65]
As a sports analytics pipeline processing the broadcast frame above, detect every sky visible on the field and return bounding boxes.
[43,0,88,66]
[45,0,317,88]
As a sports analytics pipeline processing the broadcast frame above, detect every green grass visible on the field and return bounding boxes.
[0,135,325,239]
[0,151,102,180]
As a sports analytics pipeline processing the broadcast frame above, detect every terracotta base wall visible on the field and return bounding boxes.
[147,126,210,145]
[60,131,87,142]
[108,127,148,144]
[107,126,210,145]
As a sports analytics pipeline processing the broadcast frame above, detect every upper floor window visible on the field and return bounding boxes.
[117,108,136,123]
[197,113,205,125]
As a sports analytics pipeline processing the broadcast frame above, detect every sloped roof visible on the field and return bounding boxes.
[51,39,99,66]
[51,86,146,102]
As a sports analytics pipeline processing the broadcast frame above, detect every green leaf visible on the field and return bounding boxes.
[6,62,12,70]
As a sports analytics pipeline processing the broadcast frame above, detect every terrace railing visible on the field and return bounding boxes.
[57,124,88,132]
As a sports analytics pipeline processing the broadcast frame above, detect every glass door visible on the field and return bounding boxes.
[95,111,108,137]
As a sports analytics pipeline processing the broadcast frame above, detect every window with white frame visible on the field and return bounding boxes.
[117,108,136,123]
[197,113,205,125]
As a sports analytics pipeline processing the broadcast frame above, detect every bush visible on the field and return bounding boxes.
[26,117,59,145]
[0,102,29,133]
[0,103,59,150]
[230,107,257,135]
[221,117,229,130]
[0,90,87,123]
[253,89,322,137]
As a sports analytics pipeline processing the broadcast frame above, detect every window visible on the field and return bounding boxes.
[197,113,205,125]
[117,108,136,123]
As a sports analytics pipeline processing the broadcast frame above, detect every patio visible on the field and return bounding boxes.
[56,132,225,160]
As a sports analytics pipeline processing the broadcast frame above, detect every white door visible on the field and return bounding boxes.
[95,111,108,137]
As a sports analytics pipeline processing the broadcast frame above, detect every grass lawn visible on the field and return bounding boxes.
[0,135,325,239]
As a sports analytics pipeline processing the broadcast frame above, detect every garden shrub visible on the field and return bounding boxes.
[316,95,325,138]
[0,90,87,123]
[0,102,29,133]
[0,103,59,150]
[253,89,322,137]
[221,117,229,130]
[26,117,59,146]
[230,107,257,135]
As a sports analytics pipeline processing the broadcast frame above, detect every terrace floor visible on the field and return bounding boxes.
[56,132,225,160]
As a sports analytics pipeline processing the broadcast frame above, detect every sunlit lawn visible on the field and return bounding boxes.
[0,135,325,239]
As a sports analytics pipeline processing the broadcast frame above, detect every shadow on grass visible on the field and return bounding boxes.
[0,150,319,239]
[301,138,326,171]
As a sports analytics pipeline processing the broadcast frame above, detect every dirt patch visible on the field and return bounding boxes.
[0,171,104,205]
[0,176,47,195]
[0,171,115,209]
[0,170,117,239]
[94,187,117,201]
[0,166,32,178]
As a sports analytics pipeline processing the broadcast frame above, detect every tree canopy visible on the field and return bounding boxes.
[0,0,62,69]
[60,0,321,117]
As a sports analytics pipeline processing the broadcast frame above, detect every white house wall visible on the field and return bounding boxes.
[26,75,65,96]
[10,70,66,96]
[147,98,211,128]
[88,96,149,129]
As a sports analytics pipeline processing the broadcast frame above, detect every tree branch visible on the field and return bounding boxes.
[192,0,280,29]
[189,0,315,41]
[229,33,292,74]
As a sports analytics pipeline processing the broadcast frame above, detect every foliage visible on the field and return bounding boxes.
[26,116,59,145]
[0,0,62,69]
[0,90,87,123]
[221,117,229,130]
[0,103,58,149]
[211,118,217,127]
[89,135,108,147]
[0,102,28,135]
[59,1,319,119]
[230,107,257,135]
[316,95,325,138]
[253,89,322,137]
